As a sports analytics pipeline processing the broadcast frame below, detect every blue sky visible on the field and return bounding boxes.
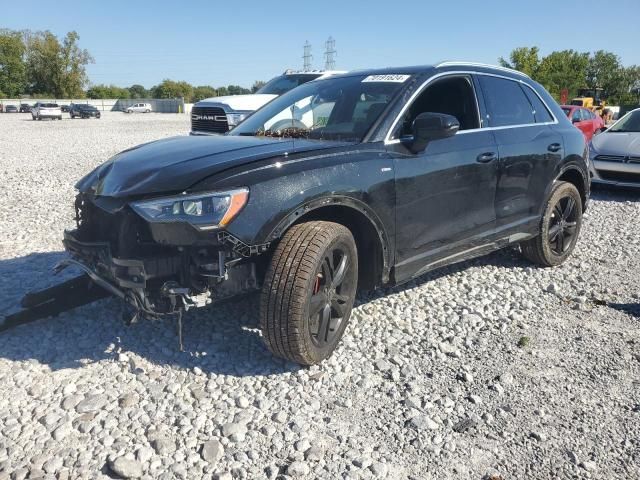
[4,0,640,88]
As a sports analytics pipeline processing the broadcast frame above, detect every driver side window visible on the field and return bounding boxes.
[392,75,480,139]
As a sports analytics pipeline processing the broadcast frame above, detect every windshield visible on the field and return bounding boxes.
[256,74,322,95]
[230,74,409,142]
[608,110,640,132]
[43,103,58,108]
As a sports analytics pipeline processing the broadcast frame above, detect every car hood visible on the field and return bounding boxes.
[592,131,640,156]
[76,135,346,198]
[196,94,277,112]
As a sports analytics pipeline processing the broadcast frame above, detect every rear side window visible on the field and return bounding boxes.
[522,86,554,123]
[479,76,535,127]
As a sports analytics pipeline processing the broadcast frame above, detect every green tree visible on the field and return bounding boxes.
[87,84,130,99]
[151,79,194,102]
[498,47,540,78]
[192,85,216,102]
[535,50,589,101]
[585,51,626,101]
[225,84,251,95]
[251,80,266,93]
[0,29,27,97]
[25,30,92,97]
[128,84,148,98]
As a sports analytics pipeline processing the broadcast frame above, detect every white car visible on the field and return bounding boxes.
[31,102,62,121]
[126,103,152,113]
[190,70,345,135]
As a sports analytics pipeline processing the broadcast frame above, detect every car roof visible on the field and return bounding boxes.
[324,61,529,82]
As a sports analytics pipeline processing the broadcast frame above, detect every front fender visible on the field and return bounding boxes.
[213,146,396,250]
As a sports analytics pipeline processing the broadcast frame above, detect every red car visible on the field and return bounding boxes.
[561,105,605,141]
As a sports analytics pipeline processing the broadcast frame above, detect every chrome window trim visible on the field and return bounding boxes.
[435,61,530,78]
[384,70,558,145]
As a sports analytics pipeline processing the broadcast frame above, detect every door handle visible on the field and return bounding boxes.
[547,143,562,153]
[476,152,497,163]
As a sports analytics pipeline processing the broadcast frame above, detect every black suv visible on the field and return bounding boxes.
[61,63,589,365]
[70,103,101,119]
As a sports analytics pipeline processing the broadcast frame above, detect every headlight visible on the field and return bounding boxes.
[226,112,249,127]
[131,188,249,231]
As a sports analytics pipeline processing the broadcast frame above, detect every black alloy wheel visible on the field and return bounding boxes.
[308,245,355,349]
[260,221,358,365]
[520,181,583,267]
[547,195,579,256]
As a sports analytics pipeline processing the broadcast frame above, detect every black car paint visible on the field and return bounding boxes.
[75,64,588,290]
[70,104,100,118]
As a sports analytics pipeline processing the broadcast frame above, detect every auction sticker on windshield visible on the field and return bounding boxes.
[362,74,411,83]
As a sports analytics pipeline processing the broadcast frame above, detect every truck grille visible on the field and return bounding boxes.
[598,170,640,184]
[191,106,229,134]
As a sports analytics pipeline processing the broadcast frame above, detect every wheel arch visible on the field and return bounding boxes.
[556,164,589,212]
[268,197,392,290]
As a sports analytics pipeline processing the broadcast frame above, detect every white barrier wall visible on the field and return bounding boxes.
[0,98,186,113]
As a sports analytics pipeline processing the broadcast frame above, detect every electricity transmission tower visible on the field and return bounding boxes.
[324,36,336,70]
[302,41,313,71]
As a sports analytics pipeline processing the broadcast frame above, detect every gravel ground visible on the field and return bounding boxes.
[0,112,639,480]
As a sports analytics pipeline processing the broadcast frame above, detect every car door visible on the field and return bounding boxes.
[572,108,590,138]
[478,75,563,230]
[387,74,499,281]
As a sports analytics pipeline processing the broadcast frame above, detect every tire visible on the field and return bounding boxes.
[520,181,582,267]
[58,116,62,120]
[70,113,74,119]
[145,109,150,113]
[260,221,358,365]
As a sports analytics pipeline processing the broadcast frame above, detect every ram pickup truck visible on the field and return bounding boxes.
[190,70,344,135]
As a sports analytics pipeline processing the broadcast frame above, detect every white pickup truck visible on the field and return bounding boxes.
[190,70,344,135]
[31,102,62,121]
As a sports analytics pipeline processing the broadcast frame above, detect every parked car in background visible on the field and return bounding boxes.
[19,103,32,113]
[589,107,640,188]
[0,104,3,113]
[126,103,152,113]
[191,70,345,135]
[31,102,62,120]
[561,105,604,141]
[70,103,101,119]
[63,63,589,365]
[5,105,18,113]
[61,105,71,113]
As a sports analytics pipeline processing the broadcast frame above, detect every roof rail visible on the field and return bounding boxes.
[435,61,530,78]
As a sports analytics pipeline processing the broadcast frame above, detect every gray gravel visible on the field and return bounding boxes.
[0,112,639,479]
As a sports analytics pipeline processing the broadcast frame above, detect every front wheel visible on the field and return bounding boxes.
[520,181,582,267]
[260,221,358,365]
[145,109,150,113]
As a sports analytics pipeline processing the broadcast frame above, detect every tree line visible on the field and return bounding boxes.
[499,47,640,105]
[86,79,266,103]
[0,28,264,101]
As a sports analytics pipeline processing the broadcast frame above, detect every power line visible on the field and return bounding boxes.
[324,36,336,70]
[302,41,312,71]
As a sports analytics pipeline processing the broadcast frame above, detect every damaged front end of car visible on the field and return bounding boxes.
[3,189,268,342]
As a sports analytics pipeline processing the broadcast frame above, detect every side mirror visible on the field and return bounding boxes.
[410,112,460,153]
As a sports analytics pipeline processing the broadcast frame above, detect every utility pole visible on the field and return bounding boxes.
[324,36,336,70]
[302,41,313,71]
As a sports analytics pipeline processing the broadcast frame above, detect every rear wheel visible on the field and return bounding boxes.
[260,221,358,365]
[520,181,582,267]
